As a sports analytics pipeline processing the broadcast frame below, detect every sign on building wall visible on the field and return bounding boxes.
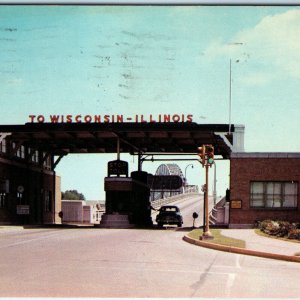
[230,200,242,209]
[16,205,30,215]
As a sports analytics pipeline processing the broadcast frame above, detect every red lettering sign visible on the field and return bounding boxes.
[28,114,193,124]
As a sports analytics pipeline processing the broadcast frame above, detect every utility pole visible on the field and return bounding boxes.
[229,58,232,134]
[204,163,211,237]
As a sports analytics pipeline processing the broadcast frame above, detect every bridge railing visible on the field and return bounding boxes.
[209,196,229,226]
[151,191,200,209]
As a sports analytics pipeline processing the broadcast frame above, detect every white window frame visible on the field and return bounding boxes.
[250,181,298,208]
[0,139,6,153]
[28,147,39,163]
[12,142,25,159]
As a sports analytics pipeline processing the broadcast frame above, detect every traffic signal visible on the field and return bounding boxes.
[206,145,214,166]
[197,146,206,166]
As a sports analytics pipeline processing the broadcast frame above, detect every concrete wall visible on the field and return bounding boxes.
[54,176,62,224]
[61,200,83,223]
[83,205,92,224]
[62,200,103,224]
[230,153,300,227]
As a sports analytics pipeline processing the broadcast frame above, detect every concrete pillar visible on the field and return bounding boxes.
[232,124,245,152]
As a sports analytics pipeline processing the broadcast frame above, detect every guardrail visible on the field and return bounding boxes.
[151,192,200,209]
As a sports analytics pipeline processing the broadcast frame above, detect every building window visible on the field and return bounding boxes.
[42,152,52,169]
[250,181,298,208]
[0,139,6,153]
[0,193,6,208]
[12,142,25,159]
[45,191,52,212]
[17,192,24,204]
[28,148,39,163]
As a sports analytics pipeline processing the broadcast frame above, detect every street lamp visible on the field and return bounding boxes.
[184,164,194,193]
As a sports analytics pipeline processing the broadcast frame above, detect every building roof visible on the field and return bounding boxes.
[0,122,236,158]
[231,152,300,158]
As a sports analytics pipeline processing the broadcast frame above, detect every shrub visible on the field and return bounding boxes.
[258,219,300,240]
[258,219,273,231]
[287,228,300,240]
[259,220,297,237]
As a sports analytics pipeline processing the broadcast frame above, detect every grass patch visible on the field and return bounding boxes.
[188,229,246,248]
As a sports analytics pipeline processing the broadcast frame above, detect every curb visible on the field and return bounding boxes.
[183,235,300,264]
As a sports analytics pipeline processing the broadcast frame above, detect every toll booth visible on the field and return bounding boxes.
[99,160,153,228]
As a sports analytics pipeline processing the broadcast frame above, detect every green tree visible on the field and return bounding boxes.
[62,189,86,200]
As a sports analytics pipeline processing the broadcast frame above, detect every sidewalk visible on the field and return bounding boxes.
[183,228,300,263]
[221,229,300,256]
[0,225,24,232]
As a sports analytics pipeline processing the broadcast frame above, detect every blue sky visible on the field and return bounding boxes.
[1,5,300,199]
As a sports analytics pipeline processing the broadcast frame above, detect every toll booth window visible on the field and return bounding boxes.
[250,181,298,208]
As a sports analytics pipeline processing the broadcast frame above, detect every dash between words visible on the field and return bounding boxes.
[28,114,194,123]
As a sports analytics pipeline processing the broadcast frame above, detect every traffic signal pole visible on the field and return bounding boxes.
[203,163,213,238]
[197,144,214,240]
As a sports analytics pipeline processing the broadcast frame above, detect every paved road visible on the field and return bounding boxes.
[1,224,300,297]
[152,193,216,228]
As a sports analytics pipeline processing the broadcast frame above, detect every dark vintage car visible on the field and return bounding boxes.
[156,205,183,227]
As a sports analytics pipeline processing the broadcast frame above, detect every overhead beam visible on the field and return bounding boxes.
[53,154,66,169]
[111,131,143,154]
[0,132,11,143]
[215,132,233,151]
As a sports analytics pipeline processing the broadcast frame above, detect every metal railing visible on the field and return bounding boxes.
[151,191,199,209]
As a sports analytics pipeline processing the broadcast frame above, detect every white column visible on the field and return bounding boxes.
[232,124,245,152]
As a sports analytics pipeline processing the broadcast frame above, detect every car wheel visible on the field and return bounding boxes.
[178,223,182,227]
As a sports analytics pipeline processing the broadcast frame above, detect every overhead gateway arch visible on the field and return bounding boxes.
[0,122,244,225]
[0,122,244,159]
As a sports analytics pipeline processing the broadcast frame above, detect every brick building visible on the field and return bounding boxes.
[0,137,61,225]
[229,153,300,228]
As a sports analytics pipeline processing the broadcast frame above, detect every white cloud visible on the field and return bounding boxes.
[239,71,276,87]
[237,9,300,76]
[204,9,300,84]
[7,78,23,85]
